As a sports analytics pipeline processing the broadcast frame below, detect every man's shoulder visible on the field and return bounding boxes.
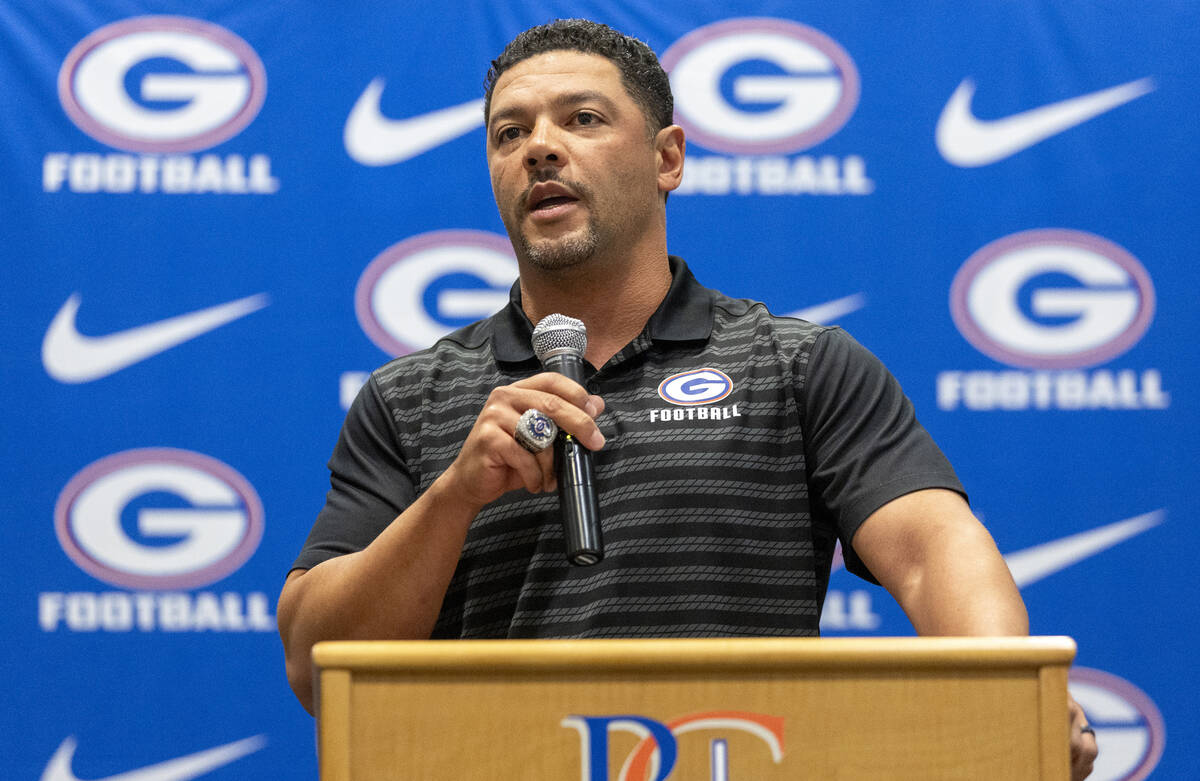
[370,317,498,388]
[708,288,835,347]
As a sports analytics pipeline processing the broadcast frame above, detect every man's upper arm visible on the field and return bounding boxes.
[849,487,978,592]
[291,373,416,573]
[800,328,965,581]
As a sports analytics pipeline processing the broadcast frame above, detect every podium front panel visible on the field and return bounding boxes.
[314,637,1074,780]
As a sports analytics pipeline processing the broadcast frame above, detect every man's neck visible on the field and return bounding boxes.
[519,249,672,369]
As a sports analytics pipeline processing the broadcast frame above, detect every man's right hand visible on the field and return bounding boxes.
[438,372,606,509]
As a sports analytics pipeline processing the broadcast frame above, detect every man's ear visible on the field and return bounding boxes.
[655,125,686,195]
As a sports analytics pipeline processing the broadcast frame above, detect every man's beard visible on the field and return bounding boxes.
[517,214,602,271]
[510,171,605,271]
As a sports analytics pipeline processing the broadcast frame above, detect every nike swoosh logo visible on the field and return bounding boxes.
[784,293,867,324]
[1004,509,1164,588]
[344,78,485,166]
[936,77,1155,167]
[41,735,266,781]
[42,293,269,383]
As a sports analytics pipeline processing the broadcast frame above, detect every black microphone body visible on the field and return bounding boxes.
[532,315,603,566]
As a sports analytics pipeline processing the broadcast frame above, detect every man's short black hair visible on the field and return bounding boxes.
[484,18,674,137]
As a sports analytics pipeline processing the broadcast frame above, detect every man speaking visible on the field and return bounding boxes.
[279,19,1096,779]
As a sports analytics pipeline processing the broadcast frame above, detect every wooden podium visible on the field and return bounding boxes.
[313,636,1075,780]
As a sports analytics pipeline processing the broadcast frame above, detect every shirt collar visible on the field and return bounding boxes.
[490,256,715,364]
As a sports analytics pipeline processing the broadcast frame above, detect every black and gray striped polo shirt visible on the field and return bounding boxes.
[293,257,964,638]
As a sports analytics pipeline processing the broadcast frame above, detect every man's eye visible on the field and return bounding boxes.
[497,127,522,142]
[575,112,598,125]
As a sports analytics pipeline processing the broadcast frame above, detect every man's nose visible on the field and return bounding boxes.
[524,120,564,169]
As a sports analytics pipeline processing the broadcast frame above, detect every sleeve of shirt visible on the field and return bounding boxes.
[801,327,966,582]
[289,373,417,574]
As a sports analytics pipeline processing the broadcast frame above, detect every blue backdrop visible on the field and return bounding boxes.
[3,2,1196,778]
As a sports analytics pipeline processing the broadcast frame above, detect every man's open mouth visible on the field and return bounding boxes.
[532,195,577,211]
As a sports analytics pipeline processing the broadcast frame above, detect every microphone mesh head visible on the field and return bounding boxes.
[532,313,587,360]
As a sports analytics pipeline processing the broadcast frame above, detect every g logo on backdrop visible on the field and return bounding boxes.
[58,15,265,153]
[1069,668,1165,781]
[662,18,871,196]
[938,230,1168,411]
[663,18,857,155]
[45,15,277,193]
[54,448,262,590]
[42,448,274,633]
[950,229,1154,369]
[340,230,518,408]
[355,230,517,356]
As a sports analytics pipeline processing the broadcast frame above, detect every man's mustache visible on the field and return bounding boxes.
[518,169,591,213]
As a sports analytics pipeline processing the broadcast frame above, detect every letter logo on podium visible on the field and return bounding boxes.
[563,711,784,781]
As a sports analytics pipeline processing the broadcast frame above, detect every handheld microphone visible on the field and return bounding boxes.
[531,314,603,566]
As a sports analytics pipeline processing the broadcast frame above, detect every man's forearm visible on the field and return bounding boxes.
[277,477,482,712]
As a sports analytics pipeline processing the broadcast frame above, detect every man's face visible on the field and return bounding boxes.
[486,50,664,271]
